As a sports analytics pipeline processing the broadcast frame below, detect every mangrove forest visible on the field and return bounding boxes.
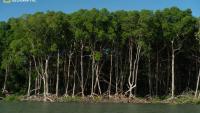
[0,7,200,102]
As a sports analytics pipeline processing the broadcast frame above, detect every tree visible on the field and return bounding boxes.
[121,11,141,97]
[71,9,91,97]
[161,7,196,98]
[0,21,10,93]
[195,19,200,98]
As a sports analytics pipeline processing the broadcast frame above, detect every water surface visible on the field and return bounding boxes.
[0,102,200,113]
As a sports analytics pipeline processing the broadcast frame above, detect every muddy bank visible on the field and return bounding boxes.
[8,94,198,104]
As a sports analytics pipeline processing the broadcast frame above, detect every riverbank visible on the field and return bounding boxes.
[2,93,200,104]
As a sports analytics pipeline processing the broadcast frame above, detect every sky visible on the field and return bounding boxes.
[0,0,199,21]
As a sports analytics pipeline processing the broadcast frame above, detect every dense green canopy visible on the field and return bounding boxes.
[0,7,199,98]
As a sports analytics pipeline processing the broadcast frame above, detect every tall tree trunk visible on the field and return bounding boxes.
[155,46,159,96]
[80,42,84,97]
[195,69,200,98]
[115,48,119,95]
[72,58,77,97]
[27,60,32,97]
[2,66,8,93]
[56,51,60,96]
[128,40,133,97]
[45,58,49,96]
[94,62,102,95]
[35,77,37,95]
[91,51,95,96]
[63,54,67,95]
[72,70,76,97]
[43,57,49,101]
[166,50,170,95]
[134,45,141,96]
[108,53,113,97]
[119,55,124,94]
[33,56,41,95]
[65,52,72,96]
[43,76,47,101]
[126,43,141,97]
[148,57,152,97]
[38,75,41,95]
[171,41,175,99]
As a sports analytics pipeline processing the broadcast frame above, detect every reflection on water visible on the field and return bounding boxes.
[0,102,200,113]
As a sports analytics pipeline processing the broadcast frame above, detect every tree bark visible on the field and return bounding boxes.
[65,52,72,96]
[43,76,47,101]
[134,45,141,96]
[80,41,84,97]
[155,49,159,96]
[108,53,113,97]
[126,43,141,97]
[166,50,171,95]
[195,68,200,98]
[94,62,102,95]
[148,57,152,97]
[27,60,32,97]
[91,51,95,96]
[43,57,49,101]
[72,71,76,97]
[56,51,60,96]
[171,41,175,99]
[128,40,133,97]
[63,54,67,95]
[35,77,37,95]
[115,48,119,95]
[45,58,49,96]
[2,66,8,93]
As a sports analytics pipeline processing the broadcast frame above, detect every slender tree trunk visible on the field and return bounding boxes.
[115,48,119,95]
[119,56,124,94]
[27,60,32,97]
[2,66,8,93]
[148,57,152,97]
[41,59,47,101]
[155,48,159,96]
[37,77,40,95]
[72,63,76,97]
[45,58,49,96]
[94,62,102,95]
[166,50,170,95]
[35,77,37,95]
[63,54,67,95]
[32,56,41,95]
[65,53,72,96]
[128,41,133,97]
[42,57,49,101]
[134,46,141,96]
[43,76,47,101]
[91,51,95,96]
[108,53,113,97]
[38,75,41,95]
[80,42,84,97]
[171,41,175,99]
[195,69,200,98]
[56,51,60,96]
[126,43,141,98]
[127,41,140,98]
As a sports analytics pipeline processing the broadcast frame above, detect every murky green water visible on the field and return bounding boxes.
[0,102,200,113]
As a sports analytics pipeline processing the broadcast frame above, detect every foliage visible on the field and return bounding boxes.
[3,95,20,102]
[0,7,199,99]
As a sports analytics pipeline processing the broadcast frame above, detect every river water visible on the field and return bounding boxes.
[0,102,200,113]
